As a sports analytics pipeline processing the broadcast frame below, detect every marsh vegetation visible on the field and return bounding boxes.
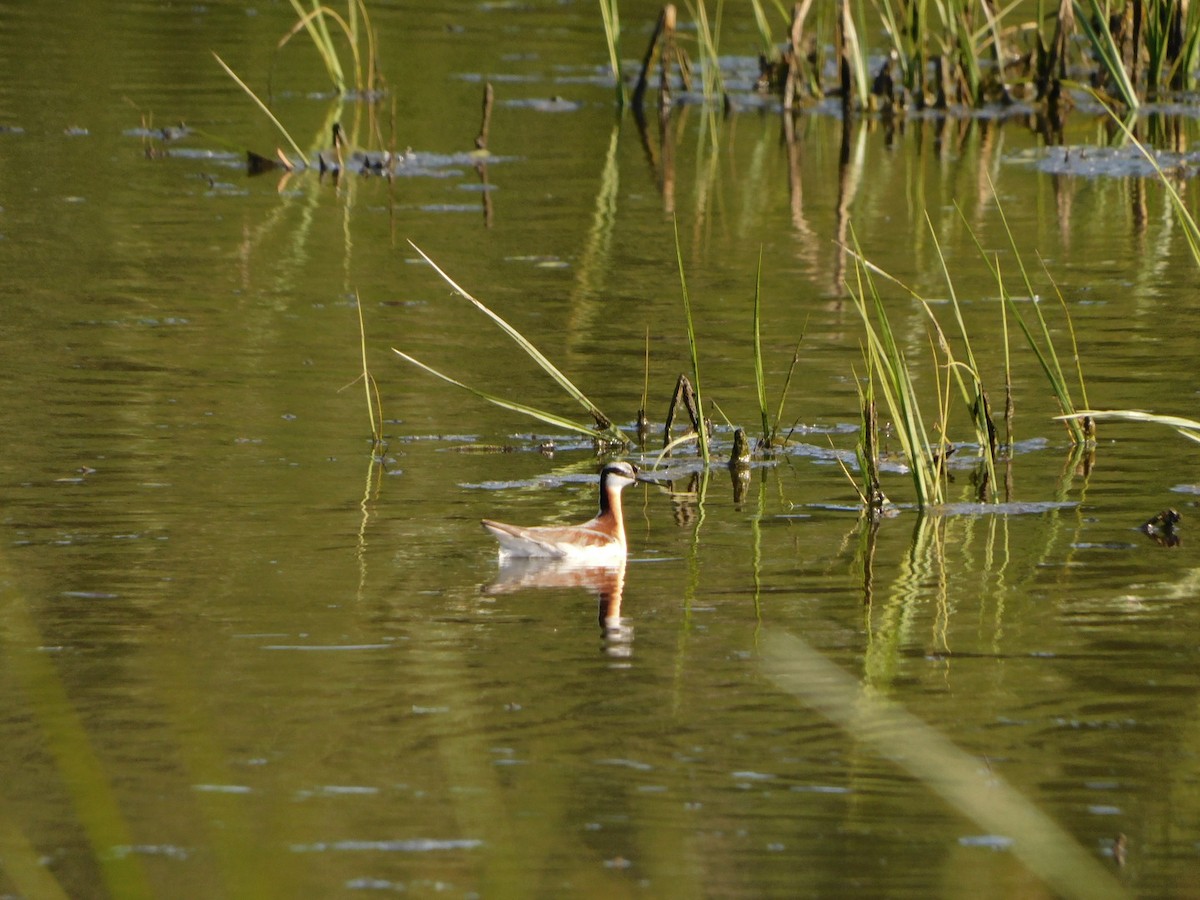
[4,1,1200,897]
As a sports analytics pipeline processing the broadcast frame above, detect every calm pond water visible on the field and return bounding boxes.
[3,1,1200,897]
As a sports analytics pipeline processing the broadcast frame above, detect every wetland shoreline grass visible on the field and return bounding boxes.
[615,1,1200,117]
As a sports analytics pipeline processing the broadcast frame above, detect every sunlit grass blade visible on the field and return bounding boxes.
[773,335,803,444]
[752,246,769,444]
[392,351,616,440]
[1075,0,1139,109]
[847,239,942,508]
[1060,409,1200,443]
[212,52,308,163]
[673,215,710,464]
[683,0,727,106]
[748,0,781,60]
[285,0,347,92]
[598,0,628,106]
[924,215,997,489]
[407,241,627,444]
[354,290,384,445]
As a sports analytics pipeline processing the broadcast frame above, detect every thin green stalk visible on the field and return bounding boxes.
[971,187,1089,444]
[673,215,710,464]
[752,246,770,444]
[286,0,347,93]
[407,242,627,444]
[997,253,1015,448]
[599,0,628,106]
[749,0,777,60]
[212,52,307,163]
[1075,0,1140,109]
[392,351,617,441]
[1040,257,1089,412]
[684,0,727,106]
[773,337,803,441]
[924,214,998,493]
[354,290,384,445]
[848,239,942,507]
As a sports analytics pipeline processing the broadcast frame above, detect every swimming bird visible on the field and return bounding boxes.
[482,461,642,564]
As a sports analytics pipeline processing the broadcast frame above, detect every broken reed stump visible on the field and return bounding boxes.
[663,373,702,450]
[861,397,888,510]
[632,4,690,115]
[475,82,494,151]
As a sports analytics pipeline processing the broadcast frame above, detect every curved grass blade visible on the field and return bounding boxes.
[1075,0,1139,110]
[393,351,615,441]
[285,0,347,93]
[1060,409,1200,443]
[407,241,627,445]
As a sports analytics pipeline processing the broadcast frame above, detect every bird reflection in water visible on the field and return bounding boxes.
[484,558,631,657]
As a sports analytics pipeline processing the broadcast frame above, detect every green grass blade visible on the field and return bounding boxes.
[286,0,346,93]
[392,351,613,440]
[773,330,805,446]
[407,241,626,444]
[752,246,770,443]
[598,0,628,106]
[1074,0,1139,109]
[212,52,308,164]
[978,188,1087,444]
[847,244,940,507]
[1062,409,1200,433]
[354,290,383,445]
[673,215,710,464]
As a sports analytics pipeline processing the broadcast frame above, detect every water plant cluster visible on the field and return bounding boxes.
[392,200,1091,516]
[202,0,1200,515]
[604,0,1200,116]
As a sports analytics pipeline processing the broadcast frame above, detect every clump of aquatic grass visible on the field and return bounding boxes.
[1075,0,1200,108]
[216,0,387,170]
[1075,0,1140,110]
[394,243,630,447]
[845,191,1097,510]
[732,0,1200,113]
[847,241,945,509]
[847,224,1002,502]
[277,0,381,98]
[837,360,889,511]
